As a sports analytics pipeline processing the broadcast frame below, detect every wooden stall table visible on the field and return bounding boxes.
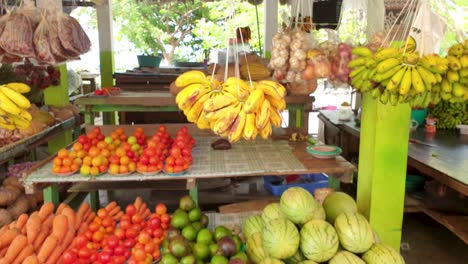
[75,91,314,129]
[23,124,355,211]
[318,109,468,244]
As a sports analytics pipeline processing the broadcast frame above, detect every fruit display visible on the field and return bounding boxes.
[242,188,405,263]
[0,82,32,131]
[438,40,468,102]
[52,148,83,175]
[160,195,250,264]
[429,101,468,129]
[174,70,286,142]
[163,127,195,174]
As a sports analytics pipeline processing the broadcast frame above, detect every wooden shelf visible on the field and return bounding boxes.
[418,205,468,245]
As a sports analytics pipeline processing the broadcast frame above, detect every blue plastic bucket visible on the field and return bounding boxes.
[411,109,428,127]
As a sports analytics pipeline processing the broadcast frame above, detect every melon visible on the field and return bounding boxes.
[283,250,305,264]
[259,258,284,264]
[262,218,300,259]
[312,205,326,221]
[243,215,264,240]
[280,187,320,225]
[322,192,358,224]
[298,261,318,264]
[262,203,284,224]
[362,243,405,264]
[300,220,339,263]
[334,212,374,254]
[329,251,365,264]
[246,232,268,263]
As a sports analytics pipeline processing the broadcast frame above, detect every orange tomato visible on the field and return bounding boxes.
[59,166,71,173]
[88,147,100,158]
[97,141,108,149]
[155,204,167,215]
[119,165,129,174]
[133,248,146,261]
[62,157,73,167]
[89,222,100,232]
[138,232,151,245]
[120,156,130,165]
[83,156,92,166]
[87,132,97,140]
[115,148,126,158]
[97,208,108,218]
[53,157,62,166]
[143,241,155,253]
[90,166,100,176]
[152,250,161,261]
[92,231,104,242]
[71,163,79,171]
[52,165,61,173]
[100,149,111,158]
[115,128,125,135]
[57,148,69,158]
[68,151,77,160]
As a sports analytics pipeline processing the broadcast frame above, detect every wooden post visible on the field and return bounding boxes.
[263,0,278,58]
[96,0,116,124]
[356,0,409,251]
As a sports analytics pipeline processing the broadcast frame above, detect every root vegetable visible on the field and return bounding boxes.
[1,234,28,263]
[26,213,41,244]
[11,244,33,264]
[0,209,12,227]
[22,255,39,264]
[0,228,19,249]
[37,202,54,220]
[51,214,68,243]
[7,195,29,219]
[37,235,58,263]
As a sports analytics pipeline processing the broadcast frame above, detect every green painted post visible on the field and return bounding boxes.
[99,51,117,125]
[43,183,60,206]
[90,191,100,212]
[357,94,410,251]
[189,187,199,207]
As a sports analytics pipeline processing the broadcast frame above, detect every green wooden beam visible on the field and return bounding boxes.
[357,94,410,251]
[99,51,115,87]
[43,183,60,207]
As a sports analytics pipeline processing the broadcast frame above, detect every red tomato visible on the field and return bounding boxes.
[123,238,136,248]
[62,250,78,264]
[176,140,185,149]
[161,223,168,230]
[165,156,175,166]
[152,228,163,238]
[126,204,137,216]
[144,241,155,254]
[155,203,167,215]
[169,147,181,157]
[114,245,126,256]
[98,252,112,263]
[75,234,89,248]
[133,248,147,261]
[131,214,143,225]
[85,230,94,240]
[107,235,120,249]
[114,229,125,240]
[78,248,92,259]
[147,217,161,230]
[102,246,114,255]
[152,250,161,261]
[160,213,170,224]
[120,219,131,230]
[112,256,126,264]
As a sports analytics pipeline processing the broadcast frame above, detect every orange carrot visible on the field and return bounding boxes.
[138,203,147,215]
[77,223,88,235]
[0,228,20,249]
[112,211,124,220]
[61,228,75,250]
[85,212,96,225]
[0,247,7,258]
[74,202,89,230]
[1,234,28,263]
[37,235,58,263]
[22,255,39,264]
[134,196,143,210]
[11,244,34,264]
[32,228,49,252]
[108,205,121,217]
[44,245,63,264]
[61,208,76,232]
[8,220,17,230]
[142,208,151,220]
[55,203,69,215]
[51,215,68,243]
[38,202,55,221]
[42,214,54,231]
[105,201,117,212]
[15,214,29,231]
[26,214,42,245]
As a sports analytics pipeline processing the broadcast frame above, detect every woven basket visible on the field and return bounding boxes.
[286,79,318,95]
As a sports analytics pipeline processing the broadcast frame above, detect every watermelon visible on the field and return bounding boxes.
[262,218,300,259]
[362,243,405,264]
[300,220,339,263]
[280,187,321,225]
[334,212,374,254]
[312,205,326,221]
[246,232,268,264]
[329,251,365,264]
[322,192,358,224]
[298,261,318,264]
[259,258,284,264]
[243,215,264,240]
[283,250,305,264]
[262,203,284,223]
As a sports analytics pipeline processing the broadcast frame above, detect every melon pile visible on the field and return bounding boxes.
[242,187,405,264]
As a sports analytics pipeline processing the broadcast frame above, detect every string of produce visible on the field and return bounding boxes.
[174,70,286,142]
[429,101,467,129]
[0,83,33,130]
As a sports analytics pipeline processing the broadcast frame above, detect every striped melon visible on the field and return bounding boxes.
[298,261,318,264]
[334,212,374,254]
[329,251,365,264]
[262,203,284,223]
[262,218,300,259]
[300,220,339,263]
[362,243,405,264]
[284,250,305,264]
[243,215,264,240]
[322,192,358,224]
[246,232,268,264]
[280,187,321,225]
[259,258,284,264]
[312,205,326,221]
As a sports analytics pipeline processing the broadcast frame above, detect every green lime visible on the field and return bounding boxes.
[209,243,219,257]
[192,221,204,232]
[196,260,204,264]
[214,226,232,241]
[171,210,190,229]
[230,252,248,262]
[232,235,242,253]
[180,195,196,211]
[196,228,213,244]
[182,225,198,241]
[188,207,202,222]
[169,236,191,258]
[200,214,209,227]
[211,255,229,264]
[180,254,196,264]
[193,242,210,260]
[160,254,178,264]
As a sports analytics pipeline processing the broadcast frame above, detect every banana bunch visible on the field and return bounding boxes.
[174,70,286,142]
[348,37,449,106]
[0,83,32,130]
[430,101,467,129]
[436,40,468,103]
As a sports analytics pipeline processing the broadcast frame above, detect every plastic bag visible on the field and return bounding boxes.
[34,16,56,64]
[328,42,353,87]
[0,12,35,57]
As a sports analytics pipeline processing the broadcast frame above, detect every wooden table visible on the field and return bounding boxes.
[318,109,468,244]
[75,91,314,129]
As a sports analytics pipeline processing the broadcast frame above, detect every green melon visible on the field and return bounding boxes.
[243,215,264,240]
[259,258,284,264]
[334,212,374,254]
[322,192,358,224]
[262,218,300,259]
[362,243,405,264]
[246,232,268,264]
[283,250,305,264]
[280,187,320,225]
[300,219,339,263]
[312,205,326,221]
[329,251,365,264]
[298,261,318,264]
[262,203,284,223]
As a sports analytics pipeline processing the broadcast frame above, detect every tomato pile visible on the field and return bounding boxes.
[164,126,195,174]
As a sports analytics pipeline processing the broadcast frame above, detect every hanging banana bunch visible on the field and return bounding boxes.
[174,70,286,142]
[437,40,468,103]
[0,83,32,130]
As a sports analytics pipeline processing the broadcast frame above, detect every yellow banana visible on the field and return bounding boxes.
[447,55,462,71]
[224,77,254,91]
[213,104,241,135]
[460,55,468,68]
[411,67,425,93]
[8,114,30,129]
[373,65,403,82]
[269,106,282,127]
[0,119,15,130]
[256,83,283,101]
[203,94,237,112]
[228,109,246,143]
[416,66,437,85]
[351,46,373,57]
[347,57,368,68]
[398,67,413,95]
[243,89,264,113]
[258,80,286,97]
[175,70,207,87]
[260,122,272,139]
[448,43,464,57]
[376,57,401,74]
[349,66,367,78]
[242,113,256,140]
[386,66,407,91]
[402,53,420,65]
[389,93,399,106]
[441,79,452,93]
[204,103,239,122]
[5,83,30,94]
[460,68,468,78]
[196,110,211,130]
[400,36,416,53]
[374,47,400,62]
[447,70,459,83]
[176,83,208,109]
[440,91,452,100]
[265,94,286,111]
[186,93,210,123]
[256,100,270,130]
[379,90,390,104]
[0,89,21,115]
[0,86,31,109]
[18,109,32,121]
[452,82,466,97]
[223,83,250,100]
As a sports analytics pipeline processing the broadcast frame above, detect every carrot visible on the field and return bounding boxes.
[22,255,39,264]
[14,214,28,231]
[44,245,62,264]
[142,208,151,220]
[9,220,17,230]
[55,203,68,215]
[85,212,96,225]
[32,229,49,252]
[75,202,90,230]
[77,223,88,235]
[51,215,68,243]
[0,225,8,234]
[0,247,7,258]
[42,214,54,231]
[37,235,58,263]
[37,202,55,220]
[61,228,75,250]
[61,208,76,232]
[138,203,147,215]
[11,244,34,264]
[108,205,121,217]
[0,228,20,249]
[1,234,28,263]
[112,211,124,220]
[105,201,117,212]
[134,196,143,210]
[26,214,42,245]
